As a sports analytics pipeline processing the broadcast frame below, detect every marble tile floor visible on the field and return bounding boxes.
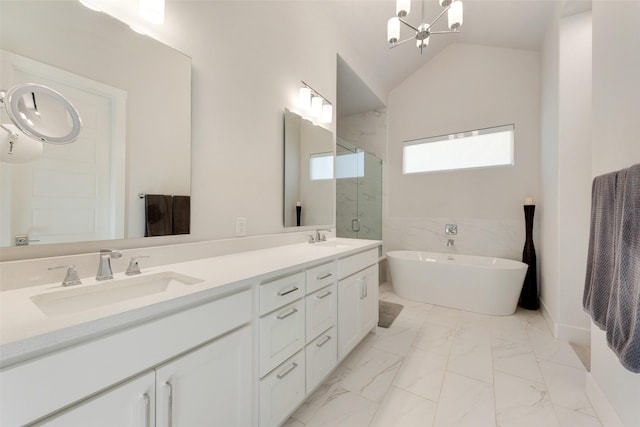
[284,283,602,427]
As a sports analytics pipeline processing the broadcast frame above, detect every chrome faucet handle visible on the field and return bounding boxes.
[308,235,316,244]
[49,265,82,287]
[125,256,150,276]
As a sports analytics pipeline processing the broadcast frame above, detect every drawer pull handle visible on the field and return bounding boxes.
[317,290,332,299]
[277,362,299,379]
[316,335,332,347]
[277,285,299,296]
[317,272,333,280]
[165,382,173,427]
[277,307,298,320]
[142,393,151,427]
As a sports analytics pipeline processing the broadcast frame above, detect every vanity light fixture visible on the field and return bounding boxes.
[139,0,165,24]
[388,0,463,54]
[297,81,333,124]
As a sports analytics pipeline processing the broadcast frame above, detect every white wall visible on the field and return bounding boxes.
[588,2,640,426]
[385,43,541,261]
[539,9,593,346]
[148,1,338,241]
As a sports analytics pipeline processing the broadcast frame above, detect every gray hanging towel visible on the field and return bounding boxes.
[172,195,191,235]
[606,164,640,373]
[145,194,173,237]
[583,170,619,329]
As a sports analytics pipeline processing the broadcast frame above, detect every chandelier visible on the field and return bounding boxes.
[387,0,464,54]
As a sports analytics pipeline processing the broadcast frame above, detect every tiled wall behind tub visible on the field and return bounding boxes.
[384,216,535,262]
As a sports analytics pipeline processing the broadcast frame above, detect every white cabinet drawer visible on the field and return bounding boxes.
[259,299,305,377]
[259,350,306,427]
[306,327,337,393]
[306,283,337,344]
[259,272,305,315]
[305,262,336,294]
[338,248,378,279]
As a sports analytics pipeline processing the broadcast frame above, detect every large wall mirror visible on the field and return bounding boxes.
[283,109,335,228]
[0,1,191,248]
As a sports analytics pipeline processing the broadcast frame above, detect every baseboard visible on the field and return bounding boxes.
[538,298,591,347]
[539,298,557,335]
[585,373,624,427]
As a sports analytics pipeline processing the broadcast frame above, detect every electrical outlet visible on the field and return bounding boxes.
[235,217,247,236]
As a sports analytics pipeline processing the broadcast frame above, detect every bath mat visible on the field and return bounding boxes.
[378,300,404,328]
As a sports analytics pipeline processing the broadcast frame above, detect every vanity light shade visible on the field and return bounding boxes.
[298,87,312,110]
[387,17,400,43]
[139,0,165,24]
[448,0,463,30]
[321,104,333,124]
[396,0,411,17]
[311,96,323,118]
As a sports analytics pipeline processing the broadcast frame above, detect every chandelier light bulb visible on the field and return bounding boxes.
[139,0,165,24]
[396,0,411,17]
[311,96,323,118]
[387,17,400,43]
[298,87,312,110]
[448,0,463,30]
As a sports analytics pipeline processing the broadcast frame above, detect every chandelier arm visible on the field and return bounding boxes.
[398,17,421,33]
[427,3,452,29]
[429,29,460,34]
[389,36,418,49]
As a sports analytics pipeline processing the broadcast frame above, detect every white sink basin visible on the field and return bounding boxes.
[31,272,203,317]
[315,239,352,249]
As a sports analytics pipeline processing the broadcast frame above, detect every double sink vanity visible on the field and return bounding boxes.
[0,237,381,426]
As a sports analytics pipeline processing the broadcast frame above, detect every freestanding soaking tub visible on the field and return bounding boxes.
[387,250,528,316]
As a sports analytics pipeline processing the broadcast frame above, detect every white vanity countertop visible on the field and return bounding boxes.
[0,238,380,368]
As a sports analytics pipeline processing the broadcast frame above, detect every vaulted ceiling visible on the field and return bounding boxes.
[327,0,583,116]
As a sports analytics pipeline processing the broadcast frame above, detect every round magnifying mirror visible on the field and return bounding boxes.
[1,83,82,144]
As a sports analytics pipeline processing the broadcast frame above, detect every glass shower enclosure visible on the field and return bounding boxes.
[335,138,382,240]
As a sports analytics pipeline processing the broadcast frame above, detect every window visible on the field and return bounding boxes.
[403,124,514,174]
[309,152,334,180]
[336,151,364,179]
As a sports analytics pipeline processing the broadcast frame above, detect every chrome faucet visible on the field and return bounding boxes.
[96,249,122,281]
[447,238,455,247]
[309,229,331,243]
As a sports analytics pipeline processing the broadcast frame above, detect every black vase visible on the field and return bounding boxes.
[519,205,539,310]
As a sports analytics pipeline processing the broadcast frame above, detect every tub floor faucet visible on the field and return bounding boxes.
[447,239,455,247]
[96,249,122,280]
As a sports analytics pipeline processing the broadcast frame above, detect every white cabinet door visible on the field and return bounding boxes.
[155,325,252,427]
[33,372,155,427]
[359,265,379,338]
[338,274,360,361]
